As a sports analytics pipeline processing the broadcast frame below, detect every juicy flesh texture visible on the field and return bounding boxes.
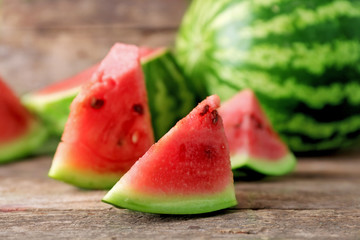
[0,78,32,143]
[60,43,154,173]
[119,95,233,195]
[219,89,288,160]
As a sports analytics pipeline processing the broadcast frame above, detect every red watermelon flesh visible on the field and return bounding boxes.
[0,78,31,143]
[48,43,154,189]
[103,95,237,214]
[0,76,47,163]
[219,89,296,175]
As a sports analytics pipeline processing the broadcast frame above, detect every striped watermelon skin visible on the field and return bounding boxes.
[142,49,197,140]
[175,0,360,153]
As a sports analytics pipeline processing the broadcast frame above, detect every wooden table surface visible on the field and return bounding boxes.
[1,151,360,239]
[1,1,360,239]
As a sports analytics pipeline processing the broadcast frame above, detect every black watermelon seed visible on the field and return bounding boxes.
[133,104,144,115]
[211,110,219,125]
[200,104,209,116]
[90,97,104,109]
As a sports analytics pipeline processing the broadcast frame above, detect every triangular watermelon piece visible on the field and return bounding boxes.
[103,95,237,214]
[0,77,47,163]
[218,89,296,176]
[48,43,155,189]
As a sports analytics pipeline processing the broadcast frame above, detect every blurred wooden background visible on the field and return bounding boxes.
[0,0,189,94]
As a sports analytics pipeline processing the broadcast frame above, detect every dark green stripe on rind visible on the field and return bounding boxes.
[142,50,197,140]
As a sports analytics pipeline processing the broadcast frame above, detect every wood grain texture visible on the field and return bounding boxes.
[0,0,188,94]
[1,152,360,239]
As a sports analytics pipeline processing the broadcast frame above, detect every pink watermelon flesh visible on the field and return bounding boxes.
[48,43,155,189]
[219,89,296,175]
[103,95,237,214]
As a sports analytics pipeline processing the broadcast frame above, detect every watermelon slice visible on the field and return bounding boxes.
[103,95,237,214]
[218,89,296,176]
[48,43,155,189]
[0,77,47,163]
[22,47,196,140]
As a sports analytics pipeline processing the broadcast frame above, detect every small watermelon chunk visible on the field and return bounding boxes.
[48,43,154,189]
[0,77,47,163]
[218,89,296,176]
[103,95,237,214]
[22,64,99,136]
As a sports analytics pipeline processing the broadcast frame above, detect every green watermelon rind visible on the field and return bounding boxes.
[48,142,124,189]
[102,184,237,215]
[0,120,48,164]
[141,49,197,140]
[48,162,121,190]
[22,87,80,136]
[175,0,360,153]
[231,152,296,176]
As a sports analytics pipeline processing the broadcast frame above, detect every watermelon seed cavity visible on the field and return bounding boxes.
[132,131,139,144]
[133,104,144,115]
[199,104,209,116]
[204,148,212,159]
[90,97,105,109]
[211,110,219,125]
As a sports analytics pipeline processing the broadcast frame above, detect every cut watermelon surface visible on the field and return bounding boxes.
[219,90,296,176]
[0,77,47,163]
[103,95,237,214]
[48,43,154,189]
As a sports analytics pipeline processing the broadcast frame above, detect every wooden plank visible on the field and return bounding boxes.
[1,153,360,239]
[1,209,359,239]
[1,154,360,211]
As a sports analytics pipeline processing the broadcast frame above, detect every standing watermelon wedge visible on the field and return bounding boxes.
[48,43,154,189]
[103,95,237,214]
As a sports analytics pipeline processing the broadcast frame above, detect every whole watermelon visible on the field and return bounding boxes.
[175,0,360,153]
